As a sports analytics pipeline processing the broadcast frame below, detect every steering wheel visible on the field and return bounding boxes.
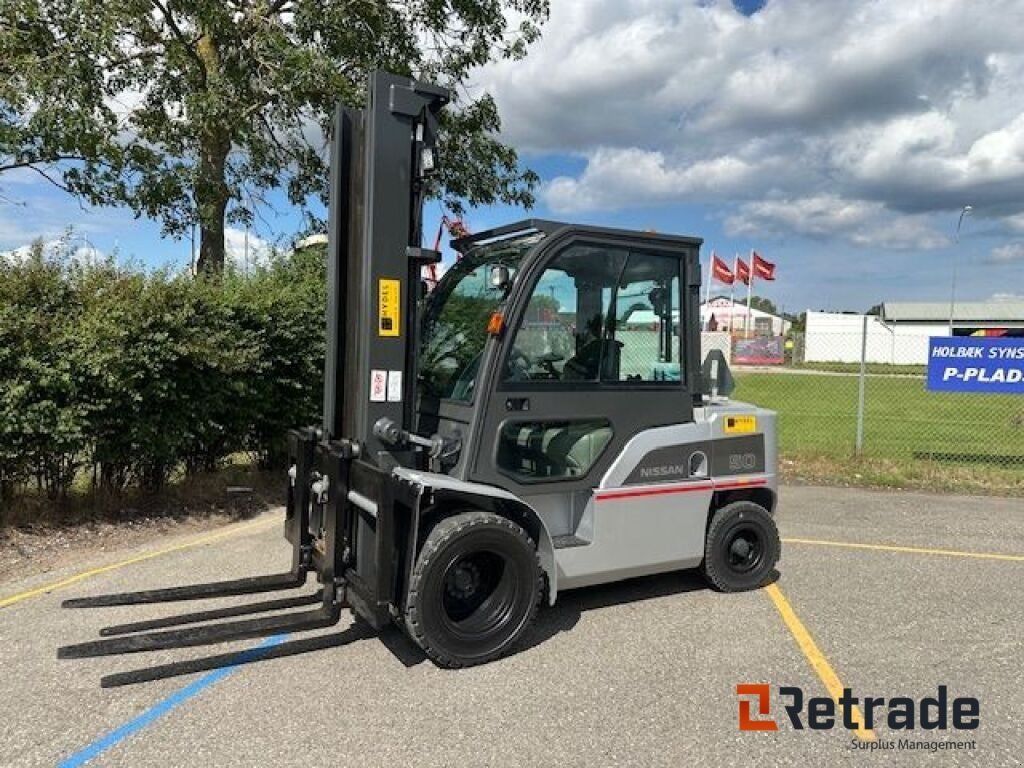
[506,348,533,380]
[534,351,564,378]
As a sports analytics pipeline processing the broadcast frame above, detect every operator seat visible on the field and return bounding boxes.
[542,422,613,476]
[499,420,612,479]
[562,338,623,381]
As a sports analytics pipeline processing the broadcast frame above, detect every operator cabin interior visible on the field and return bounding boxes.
[419,229,683,486]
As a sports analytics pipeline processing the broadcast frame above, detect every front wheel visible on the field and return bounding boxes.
[404,511,542,668]
[703,501,780,592]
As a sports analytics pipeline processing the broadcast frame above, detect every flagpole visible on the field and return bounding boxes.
[730,253,738,335]
[746,249,754,338]
[705,250,713,330]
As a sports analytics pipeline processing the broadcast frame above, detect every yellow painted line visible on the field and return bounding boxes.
[764,582,877,742]
[0,515,280,609]
[783,537,1024,562]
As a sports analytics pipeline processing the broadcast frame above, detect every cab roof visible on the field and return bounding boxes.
[450,219,703,254]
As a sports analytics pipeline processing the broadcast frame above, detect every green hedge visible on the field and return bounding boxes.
[0,240,326,506]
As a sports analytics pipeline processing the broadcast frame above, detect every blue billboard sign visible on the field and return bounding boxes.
[927,337,1024,394]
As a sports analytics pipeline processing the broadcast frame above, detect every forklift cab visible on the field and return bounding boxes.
[417,221,702,519]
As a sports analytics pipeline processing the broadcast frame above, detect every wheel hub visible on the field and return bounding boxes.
[731,538,751,559]
[446,560,481,600]
[726,527,762,573]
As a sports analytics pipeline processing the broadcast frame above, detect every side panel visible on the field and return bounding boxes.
[555,420,713,589]
[555,403,777,591]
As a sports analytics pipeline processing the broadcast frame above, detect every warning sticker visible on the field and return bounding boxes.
[370,369,387,402]
[378,279,400,337]
[387,370,403,402]
[724,415,757,434]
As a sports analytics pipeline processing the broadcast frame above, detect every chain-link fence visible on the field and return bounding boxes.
[722,328,1024,471]
[523,319,1023,473]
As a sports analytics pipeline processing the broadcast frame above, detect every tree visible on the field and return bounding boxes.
[1,4,120,198]
[748,295,777,315]
[1,1,548,273]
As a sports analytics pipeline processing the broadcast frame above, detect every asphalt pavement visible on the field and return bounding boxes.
[2,485,1021,767]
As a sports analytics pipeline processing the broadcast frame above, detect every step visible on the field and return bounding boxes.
[552,534,590,549]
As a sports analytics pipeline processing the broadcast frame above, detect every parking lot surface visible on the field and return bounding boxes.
[2,485,1021,767]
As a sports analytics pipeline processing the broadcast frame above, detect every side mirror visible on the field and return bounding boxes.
[489,265,510,291]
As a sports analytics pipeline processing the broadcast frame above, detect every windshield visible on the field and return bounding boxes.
[419,233,543,402]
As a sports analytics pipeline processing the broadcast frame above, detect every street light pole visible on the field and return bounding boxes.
[948,205,972,336]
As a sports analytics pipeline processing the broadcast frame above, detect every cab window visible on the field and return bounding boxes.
[502,245,682,384]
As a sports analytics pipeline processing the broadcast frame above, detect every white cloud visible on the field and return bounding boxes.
[1003,213,1024,233]
[989,243,1024,263]
[1,237,105,264]
[0,242,42,264]
[725,195,948,250]
[480,0,1024,242]
[224,227,272,270]
[990,292,1024,302]
[0,193,128,252]
[545,147,761,213]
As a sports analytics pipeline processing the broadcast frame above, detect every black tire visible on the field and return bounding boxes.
[703,501,780,592]
[404,511,542,668]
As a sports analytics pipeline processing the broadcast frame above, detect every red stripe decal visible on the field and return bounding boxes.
[595,477,767,502]
[716,478,769,491]
[596,483,713,501]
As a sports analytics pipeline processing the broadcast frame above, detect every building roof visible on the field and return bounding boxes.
[881,301,1024,323]
[294,234,328,249]
[702,296,783,320]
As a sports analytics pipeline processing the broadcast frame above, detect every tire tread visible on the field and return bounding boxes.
[703,500,780,592]
[404,511,542,668]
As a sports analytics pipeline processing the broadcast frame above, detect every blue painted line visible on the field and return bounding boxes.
[59,634,289,768]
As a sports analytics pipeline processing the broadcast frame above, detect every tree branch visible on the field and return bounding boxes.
[148,0,207,78]
[257,111,300,162]
[18,163,76,196]
[0,156,87,174]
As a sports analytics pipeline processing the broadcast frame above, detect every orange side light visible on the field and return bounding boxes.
[487,312,505,335]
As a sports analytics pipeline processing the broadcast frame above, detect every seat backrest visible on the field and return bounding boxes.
[543,422,613,476]
[562,338,622,381]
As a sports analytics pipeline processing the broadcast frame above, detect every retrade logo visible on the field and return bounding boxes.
[737,684,778,731]
[736,684,979,732]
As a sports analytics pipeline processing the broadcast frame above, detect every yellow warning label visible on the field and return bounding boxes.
[378,279,400,337]
[724,415,757,433]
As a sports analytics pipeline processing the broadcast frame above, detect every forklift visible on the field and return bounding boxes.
[59,71,780,673]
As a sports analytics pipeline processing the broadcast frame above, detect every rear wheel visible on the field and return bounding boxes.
[703,501,780,592]
[404,511,542,668]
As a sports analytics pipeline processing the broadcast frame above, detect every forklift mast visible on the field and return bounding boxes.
[58,71,458,657]
[323,71,449,458]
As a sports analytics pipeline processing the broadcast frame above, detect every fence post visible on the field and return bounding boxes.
[855,314,868,456]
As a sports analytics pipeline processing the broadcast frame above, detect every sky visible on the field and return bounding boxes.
[2,0,1023,314]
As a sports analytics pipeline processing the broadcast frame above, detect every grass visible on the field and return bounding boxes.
[734,371,1024,495]
[789,361,926,376]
